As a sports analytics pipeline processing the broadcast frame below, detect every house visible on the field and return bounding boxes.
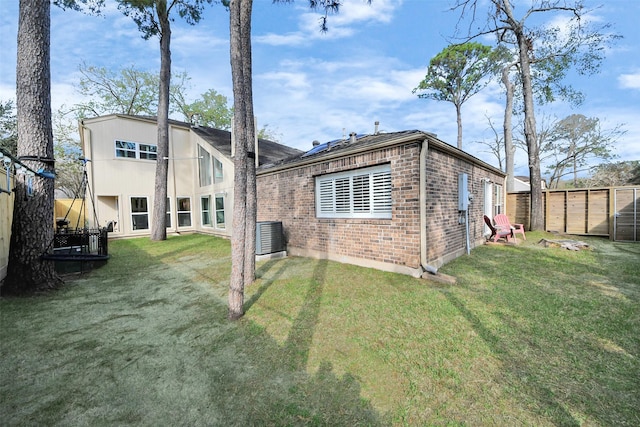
[256,130,506,277]
[514,175,547,191]
[79,114,301,238]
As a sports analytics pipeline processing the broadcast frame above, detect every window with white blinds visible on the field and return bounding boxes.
[316,164,392,219]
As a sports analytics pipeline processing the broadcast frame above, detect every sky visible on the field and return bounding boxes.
[1,0,639,178]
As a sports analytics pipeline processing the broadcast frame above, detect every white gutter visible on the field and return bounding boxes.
[420,138,438,275]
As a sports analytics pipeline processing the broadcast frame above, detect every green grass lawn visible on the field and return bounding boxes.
[1,232,638,426]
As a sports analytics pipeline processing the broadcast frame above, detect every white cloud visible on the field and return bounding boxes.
[255,0,402,47]
[618,72,640,90]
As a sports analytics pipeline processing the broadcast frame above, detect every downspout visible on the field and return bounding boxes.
[420,138,438,275]
[170,126,179,235]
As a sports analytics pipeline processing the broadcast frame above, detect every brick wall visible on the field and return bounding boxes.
[257,140,504,273]
[424,147,503,266]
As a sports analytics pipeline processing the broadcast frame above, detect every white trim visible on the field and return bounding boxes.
[201,195,212,227]
[315,164,392,219]
[115,139,157,161]
[214,193,226,229]
[176,196,192,228]
[130,196,150,231]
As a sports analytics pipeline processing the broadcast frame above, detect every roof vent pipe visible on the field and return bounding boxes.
[349,132,357,144]
[374,121,379,135]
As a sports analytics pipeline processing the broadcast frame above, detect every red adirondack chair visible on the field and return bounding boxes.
[493,213,526,241]
[484,215,514,243]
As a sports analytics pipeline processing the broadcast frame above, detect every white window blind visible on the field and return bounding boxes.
[316,164,392,219]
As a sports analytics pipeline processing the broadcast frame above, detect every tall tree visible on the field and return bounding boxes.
[452,0,620,230]
[500,60,517,191]
[414,42,498,149]
[114,0,214,241]
[542,114,622,188]
[3,0,62,294]
[55,1,214,241]
[228,0,255,320]
[227,0,362,319]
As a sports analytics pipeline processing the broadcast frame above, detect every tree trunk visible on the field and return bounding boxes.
[150,3,171,241]
[3,0,61,294]
[502,65,515,191]
[455,103,463,149]
[500,0,543,230]
[228,0,254,320]
[517,33,544,230]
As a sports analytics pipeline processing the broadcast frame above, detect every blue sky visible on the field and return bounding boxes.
[1,0,639,177]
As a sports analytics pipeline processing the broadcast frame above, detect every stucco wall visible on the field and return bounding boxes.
[81,115,233,238]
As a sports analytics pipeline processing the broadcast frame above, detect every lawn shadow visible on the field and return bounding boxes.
[442,290,582,426]
[283,258,328,370]
[244,258,289,311]
[1,237,386,426]
[442,243,639,427]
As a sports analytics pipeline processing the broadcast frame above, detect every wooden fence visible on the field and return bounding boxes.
[54,199,88,230]
[1,168,15,281]
[507,186,639,241]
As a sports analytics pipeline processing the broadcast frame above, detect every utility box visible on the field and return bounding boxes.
[256,221,285,255]
[458,173,469,211]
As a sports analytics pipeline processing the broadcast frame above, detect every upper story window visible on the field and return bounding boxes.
[115,140,157,160]
[214,157,223,183]
[315,164,392,219]
[198,145,212,187]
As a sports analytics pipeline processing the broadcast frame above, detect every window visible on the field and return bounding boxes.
[201,196,212,227]
[494,184,504,216]
[116,141,136,158]
[115,140,157,160]
[316,164,392,219]
[198,146,212,187]
[139,144,157,160]
[177,197,192,227]
[214,157,223,183]
[215,194,225,229]
[166,197,171,228]
[131,197,149,230]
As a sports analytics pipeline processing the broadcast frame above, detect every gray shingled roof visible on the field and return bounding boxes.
[263,130,426,169]
[191,126,303,166]
[130,115,303,166]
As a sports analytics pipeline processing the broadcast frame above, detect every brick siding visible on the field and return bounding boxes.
[257,139,504,272]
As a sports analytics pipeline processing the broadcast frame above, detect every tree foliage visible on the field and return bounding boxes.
[452,0,620,230]
[181,88,233,129]
[414,42,499,149]
[541,114,622,188]
[75,63,188,118]
[52,108,84,198]
[0,99,17,155]
[579,161,640,188]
